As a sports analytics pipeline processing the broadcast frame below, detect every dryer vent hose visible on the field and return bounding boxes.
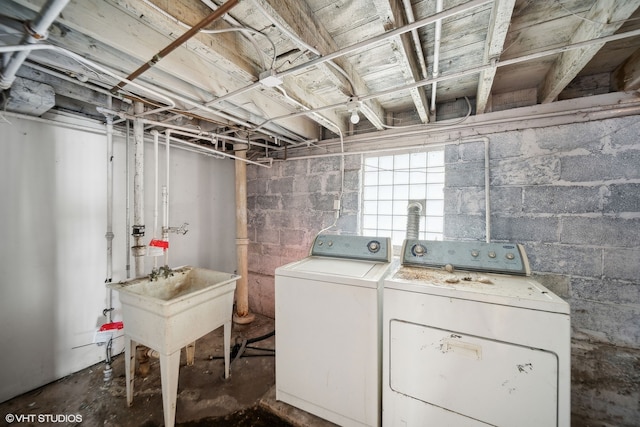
[406,202,423,240]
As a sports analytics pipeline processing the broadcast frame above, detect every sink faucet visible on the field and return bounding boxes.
[163,222,189,235]
[149,265,174,281]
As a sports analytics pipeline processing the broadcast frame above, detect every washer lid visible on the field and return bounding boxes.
[386,266,569,314]
[276,256,392,287]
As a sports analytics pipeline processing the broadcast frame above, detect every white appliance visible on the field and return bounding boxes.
[275,234,393,427]
[383,239,570,427]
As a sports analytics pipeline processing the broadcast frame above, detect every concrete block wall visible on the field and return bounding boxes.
[246,155,361,316]
[445,116,640,426]
[247,115,639,425]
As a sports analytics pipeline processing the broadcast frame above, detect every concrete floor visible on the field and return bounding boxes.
[0,314,336,427]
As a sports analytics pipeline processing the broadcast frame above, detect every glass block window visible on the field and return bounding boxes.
[362,150,445,246]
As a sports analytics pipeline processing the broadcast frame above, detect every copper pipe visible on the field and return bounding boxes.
[111,0,240,93]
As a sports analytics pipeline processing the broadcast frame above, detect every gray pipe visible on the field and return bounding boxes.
[406,202,423,240]
[0,0,70,89]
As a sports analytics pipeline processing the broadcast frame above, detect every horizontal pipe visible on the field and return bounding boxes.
[111,0,240,92]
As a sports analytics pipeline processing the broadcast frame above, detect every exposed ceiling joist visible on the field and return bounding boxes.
[378,0,431,123]
[476,0,516,114]
[255,0,386,131]
[613,47,640,90]
[539,0,640,104]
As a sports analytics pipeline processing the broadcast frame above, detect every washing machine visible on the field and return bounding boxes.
[383,239,570,427]
[275,234,393,427]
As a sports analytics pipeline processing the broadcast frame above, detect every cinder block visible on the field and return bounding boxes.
[280,229,306,247]
[340,191,359,213]
[571,299,639,348]
[281,158,307,177]
[310,156,341,174]
[336,214,359,234]
[609,118,640,149]
[535,122,604,151]
[444,188,459,214]
[443,214,486,240]
[525,243,602,277]
[603,248,640,281]
[255,195,281,210]
[486,131,524,159]
[343,169,361,192]
[571,276,640,305]
[523,185,601,213]
[292,174,320,194]
[561,151,640,182]
[256,228,279,245]
[459,187,487,214]
[491,155,560,186]
[459,140,485,161]
[531,273,570,298]
[444,144,459,163]
[489,187,523,214]
[604,183,640,213]
[268,177,294,195]
[561,217,640,247]
[310,193,335,211]
[280,194,310,211]
[445,161,485,187]
[343,154,362,170]
[325,173,343,193]
[490,215,559,242]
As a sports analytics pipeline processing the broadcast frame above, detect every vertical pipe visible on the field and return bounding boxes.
[104,109,114,323]
[431,0,443,113]
[233,144,254,324]
[133,102,146,277]
[483,137,491,243]
[163,130,171,267]
[125,120,131,278]
[151,130,159,269]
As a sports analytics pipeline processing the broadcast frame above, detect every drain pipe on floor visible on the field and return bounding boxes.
[234,142,255,325]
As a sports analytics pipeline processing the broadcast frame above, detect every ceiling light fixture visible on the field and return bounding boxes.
[350,109,360,124]
[346,97,361,125]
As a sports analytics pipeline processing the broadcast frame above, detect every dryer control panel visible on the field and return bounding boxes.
[401,239,530,276]
[311,234,392,262]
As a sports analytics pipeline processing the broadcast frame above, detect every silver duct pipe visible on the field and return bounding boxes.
[406,202,423,240]
[0,0,70,89]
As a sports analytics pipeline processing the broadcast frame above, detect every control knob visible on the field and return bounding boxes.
[412,244,427,257]
[367,240,381,253]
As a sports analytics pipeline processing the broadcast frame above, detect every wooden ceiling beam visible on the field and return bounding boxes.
[476,0,516,114]
[259,0,386,131]
[373,0,430,123]
[613,47,640,90]
[539,0,640,104]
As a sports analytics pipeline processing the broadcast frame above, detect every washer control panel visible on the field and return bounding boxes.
[401,239,530,276]
[311,234,392,262]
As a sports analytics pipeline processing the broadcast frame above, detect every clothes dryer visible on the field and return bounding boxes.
[383,239,570,427]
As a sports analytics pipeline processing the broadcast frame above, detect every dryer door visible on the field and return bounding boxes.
[388,320,558,426]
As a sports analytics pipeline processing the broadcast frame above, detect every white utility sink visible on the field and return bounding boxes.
[108,266,238,427]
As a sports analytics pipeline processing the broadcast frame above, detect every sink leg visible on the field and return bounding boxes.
[125,336,137,407]
[160,350,181,427]
[223,321,231,379]
[186,341,196,366]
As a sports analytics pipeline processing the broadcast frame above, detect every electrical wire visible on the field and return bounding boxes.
[555,0,640,26]
[141,0,277,70]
